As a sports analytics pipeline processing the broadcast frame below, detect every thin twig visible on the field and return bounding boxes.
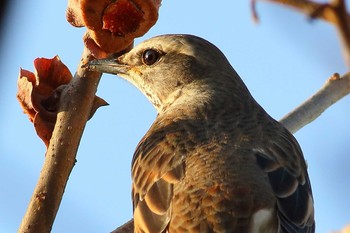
[18,47,101,233]
[331,0,350,66]
[257,0,341,23]
[256,0,350,66]
[111,219,134,233]
[280,72,350,133]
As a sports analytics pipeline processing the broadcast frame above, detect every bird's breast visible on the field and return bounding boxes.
[167,137,277,233]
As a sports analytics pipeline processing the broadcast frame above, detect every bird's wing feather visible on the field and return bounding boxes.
[132,179,172,233]
[256,119,315,233]
[131,120,186,233]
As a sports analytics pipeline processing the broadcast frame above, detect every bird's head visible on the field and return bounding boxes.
[87,34,247,112]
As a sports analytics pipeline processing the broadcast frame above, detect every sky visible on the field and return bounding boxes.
[0,1,349,232]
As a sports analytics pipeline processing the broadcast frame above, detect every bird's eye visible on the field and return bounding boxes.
[142,49,161,66]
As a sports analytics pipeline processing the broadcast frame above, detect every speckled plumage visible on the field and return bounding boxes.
[88,34,315,233]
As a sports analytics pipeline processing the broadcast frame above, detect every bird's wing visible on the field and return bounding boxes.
[131,121,186,233]
[256,120,315,233]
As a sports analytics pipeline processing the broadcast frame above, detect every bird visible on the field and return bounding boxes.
[87,34,315,233]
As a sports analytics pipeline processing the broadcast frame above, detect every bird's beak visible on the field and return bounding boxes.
[86,58,130,75]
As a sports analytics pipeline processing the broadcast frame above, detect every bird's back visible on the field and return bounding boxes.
[132,98,309,233]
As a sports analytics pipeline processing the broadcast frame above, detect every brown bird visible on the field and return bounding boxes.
[87,34,315,233]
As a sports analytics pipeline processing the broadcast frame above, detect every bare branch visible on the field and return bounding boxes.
[255,0,350,66]
[256,0,338,22]
[331,0,350,66]
[18,48,101,233]
[280,72,350,133]
[111,219,134,233]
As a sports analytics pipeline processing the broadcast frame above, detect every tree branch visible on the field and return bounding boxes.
[280,72,350,133]
[255,0,350,66]
[18,47,101,233]
[111,219,134,233]
[257,0,341,22]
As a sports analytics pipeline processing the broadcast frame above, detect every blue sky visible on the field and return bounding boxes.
[1,1,349,232]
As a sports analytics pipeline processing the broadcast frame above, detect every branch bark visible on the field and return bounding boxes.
[280,72,350,133]
[111,219,134,233]
[18,48,101,233]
